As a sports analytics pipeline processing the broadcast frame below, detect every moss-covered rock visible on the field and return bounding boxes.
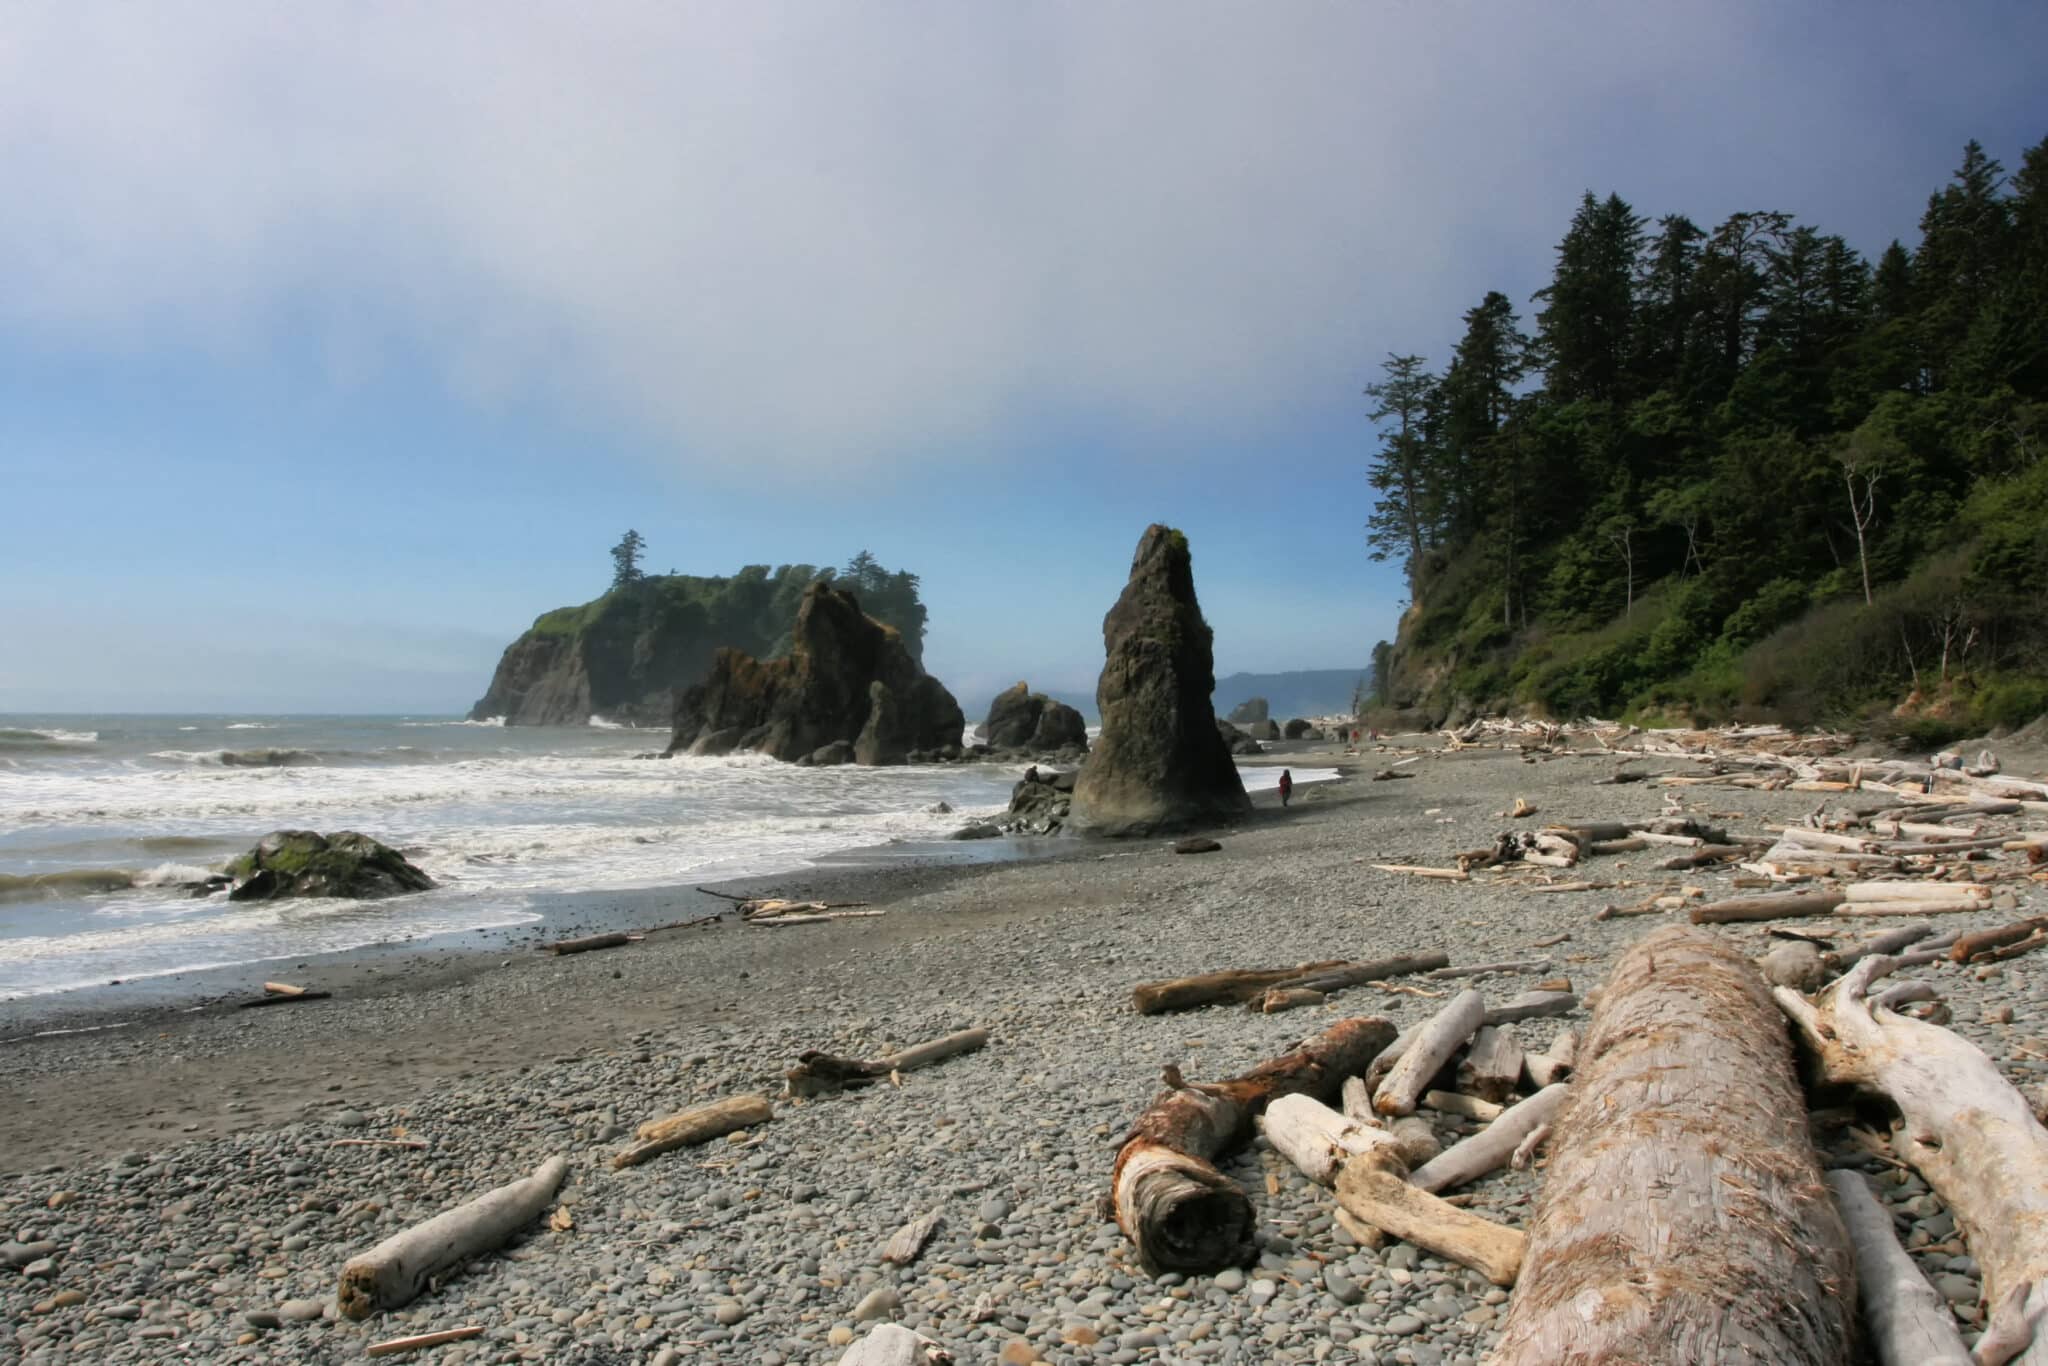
[228,831,435,902]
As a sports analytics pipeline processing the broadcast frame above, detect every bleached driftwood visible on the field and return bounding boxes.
[1483,990,1577,1025]
[1334,1163,1525,1286]
[1109,1015,1394,1273]
[784,1028,990,1097]
[1261,1093,1406,1185]
[1426,958,1550,981]
[1778,954,2048,1366]
[1844,881,1991,904]
[1456,1026,1524,1103]
[837,1323,955,1365]
[1487,928,1855,1364]
[365,1326,486,1357]
[1409,1084,1570,1195]
[1374,989,1485,1116]
[612,1095,772,1169]
[543,932,636,955]
[880,1209,943,1265]
[338,1155,570,1319]
[1371,864,1470,881]
[1421,1089,1501,1121]
[1523,1028,1576,1088]
[1825,1169,1972,1366]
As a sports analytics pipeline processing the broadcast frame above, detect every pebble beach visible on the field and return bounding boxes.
[4,736,2044,1364]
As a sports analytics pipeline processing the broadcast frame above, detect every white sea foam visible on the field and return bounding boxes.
[224,722,278,730]
[1240,765,1340,792]
[401,717,505,727]
[588,714,624,729]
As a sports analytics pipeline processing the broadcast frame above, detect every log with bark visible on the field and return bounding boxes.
[612,1094,773,1170]
[338,1155,570,1319]
[1130,960,1354,1014]
[543,932,636,956]
[1108,1015,1394,1273]
[1778,954,2048,1365]
[1486,928,1856,1364]
[238,989,333,1009]
[1374,990,1486,1116]
[783,1028,990,1097]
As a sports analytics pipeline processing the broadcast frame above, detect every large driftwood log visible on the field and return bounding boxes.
[338,1155,569,1319]
[1261,1092,1407,1184]
[1456,1026,1524,1103]
[1778,955,2048,1365]
[1109,1015,1394,1273]
[1486,928,1855,1365]
[1825,1169,1971,1366]
[1375,990,1485,1116]
[784,1027,990,1097]
[612,1095,772,1169]
[1409,1084,1571,1195]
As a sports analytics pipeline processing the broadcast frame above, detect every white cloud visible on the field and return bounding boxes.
[0,2,2034,482]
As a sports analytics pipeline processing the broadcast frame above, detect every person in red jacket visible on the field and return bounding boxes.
[1278,769,1294,807]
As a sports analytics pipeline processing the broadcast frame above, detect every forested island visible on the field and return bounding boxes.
[470,547,929,726]
[1368,137,2047,743]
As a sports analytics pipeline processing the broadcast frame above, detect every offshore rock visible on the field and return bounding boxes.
[665,583,964,766]
[1070,526,1250,836]
[980,682,1089,753]
[228,831,435,902]
[1226,696,1270,725]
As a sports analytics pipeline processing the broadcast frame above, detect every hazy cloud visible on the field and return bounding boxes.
[0,4,2037,483]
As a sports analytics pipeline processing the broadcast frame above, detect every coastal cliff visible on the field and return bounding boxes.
[471,559,928,726]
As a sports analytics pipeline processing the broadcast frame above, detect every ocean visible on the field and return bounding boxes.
[0,715,1324,1004]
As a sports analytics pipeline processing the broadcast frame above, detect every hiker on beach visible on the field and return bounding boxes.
[1278,769,1294,807]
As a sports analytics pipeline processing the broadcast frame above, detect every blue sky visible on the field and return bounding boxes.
[2,3,2044,715]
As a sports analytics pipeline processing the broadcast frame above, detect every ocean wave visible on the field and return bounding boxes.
[0,727,99,753]
[401,717,504,728]
[0,869,138,902]
[588,714,625,729]
[148,748,324,767]
[224,722,279,731]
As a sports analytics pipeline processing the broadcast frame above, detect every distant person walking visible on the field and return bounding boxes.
[1278,769,1294,808]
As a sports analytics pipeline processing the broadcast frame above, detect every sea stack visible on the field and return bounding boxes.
[665,582,965,766]
[980,682,1088,753]
[1070,525,1250,836]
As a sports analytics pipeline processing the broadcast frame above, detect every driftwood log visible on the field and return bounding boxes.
[1779,955,2048,1365]
[1456,1026,1524,1103]
[543,932,635,956]
[1487,928,1855,1364]
[784,1027,989,1097]
[366,1326,487,1358]
[338,1155,569,1319]
[612,1095,772,1170]
[1689,888,1847,924]
[1825,1169,1971,1366]
[1109,1015,1394,1273]
[1263,1093,1525,1283]
[1409,1084,1570,1195]
[1374,990,1485,1116]
[1131,954,1446,1015]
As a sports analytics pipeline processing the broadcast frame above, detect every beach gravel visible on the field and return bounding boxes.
[1,740,2040,1362]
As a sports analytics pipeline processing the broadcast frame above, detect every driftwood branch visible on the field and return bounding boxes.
[1826,1168,1971,1366]
[785,1028,989,1097]
[1374,990,1485,1116]
[612,1095,772,1170]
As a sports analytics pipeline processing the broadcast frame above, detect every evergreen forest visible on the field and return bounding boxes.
[1366,138,2048,742]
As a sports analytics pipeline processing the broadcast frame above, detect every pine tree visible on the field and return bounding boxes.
[1629,214,1707,401]
[1534,192,1643,404]
[1915,140,2012,389]
[609,530,647,589]
[1363,354,1439,575]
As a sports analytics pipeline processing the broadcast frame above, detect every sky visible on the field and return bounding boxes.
[2,3,2044,715]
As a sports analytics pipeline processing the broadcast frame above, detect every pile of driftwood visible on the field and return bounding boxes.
[1112,922,2048,1363]
[1108,982,1579,1281]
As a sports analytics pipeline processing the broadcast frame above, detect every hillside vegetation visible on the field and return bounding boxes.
[1367,137,2048,744]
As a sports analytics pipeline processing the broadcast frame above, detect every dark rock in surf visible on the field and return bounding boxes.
[1069,526,1251,836]
[228,831,434,902]
[1226,697,1270,725]
[980,683,1089,754]
[1216,720,1264,756]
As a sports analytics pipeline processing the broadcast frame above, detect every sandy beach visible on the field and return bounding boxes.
[4,735,2044,1364]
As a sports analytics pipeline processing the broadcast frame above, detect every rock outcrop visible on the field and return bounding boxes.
[1226,696,1270,725]
[1216,719,1264,756]
[1246,718,1281,742]
[665,583,965,766]
[228,831,435,902]
[979,683,1089,753]
[1070,526,1251,836]
[1283,717,1318,740]
[1000,768,1079,835]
